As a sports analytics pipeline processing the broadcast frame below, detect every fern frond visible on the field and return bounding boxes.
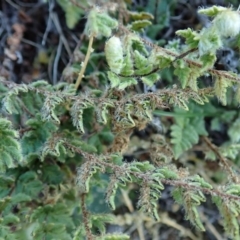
[77,162,104,194]
[21,115,58,162]
[0,118,22,172]
[96,100,115,124]
[71,98,94,133]
[170,118,199,158]
[107,72,138,90]
[129,19,152,32]
[200,53,217,70]
[198,5,227,17]
[214,76,232,105]
[213,184,240,239]
[183,190,205,231]
[176,28,200,48]
[41,94,65,123]
[14,171,43,199]
[138,179,163,221]
[106,175,119,210]
[105,36,124,74]
[84,7,118,38]
[173,61,192,89]
[198,27,222,56]
[170,105,207,158]
[41,138,66,162]
[2,84,28,114]
[172,175,211,231]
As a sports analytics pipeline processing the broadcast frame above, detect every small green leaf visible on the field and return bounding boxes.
[200,53,217,70]
[198,6,228,17]
[14,171,43,198]
[141,73,159,87]
[174,64,191,88]
[31,203,74,228]
[129,11,154,21]
[176,28,199,48]
[21,115,58,162]
[130,20,152,31]
[107,72,121,88]
[32,222,71,240]
[170,106,207,158]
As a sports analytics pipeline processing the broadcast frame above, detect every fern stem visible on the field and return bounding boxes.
[202,136,239,183]
[172,47,198,63]
[80,193,93,240]
[75,34,94,89]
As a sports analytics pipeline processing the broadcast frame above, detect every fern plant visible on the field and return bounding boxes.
[1,2,240,240]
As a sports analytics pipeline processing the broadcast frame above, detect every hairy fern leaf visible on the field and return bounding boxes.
[174,62,200,91]
[176,28,200,48]
[41,139,66,162]
[214,76,232,106]
[106,176,119,210]
[0,118,22,173]
[174,62,191,89]
[213,184,240,239]
[198,5,227,17]
[120,52,134,76]
[105,36,124,74]
[200,53,217,70]
[170,119,198,158]
[183,190,205,231]
[30,203,74,240]
[96,100,115,124]
[108,72,138,90]
[41,94,65,123]
[173,175,212,231]
[31,222,72,240]
[138,180,163,221]
[84,7,118,38]
[2,84,28,114]
[21,115,58,162]
[77,162,103,194]
[170,106,207,158]
[71,99,94,133]
[130,20,152,31]
[14,171,43,199]
[136,165,166,220]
